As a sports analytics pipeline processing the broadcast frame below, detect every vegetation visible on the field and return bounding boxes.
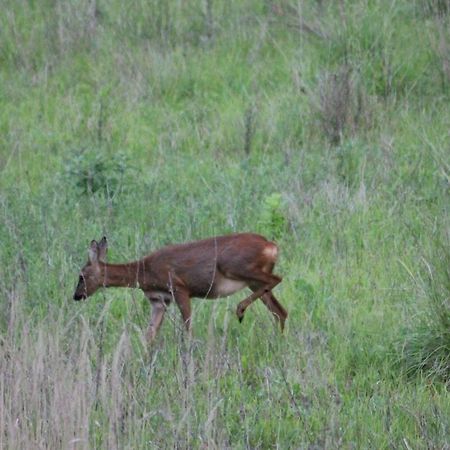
[1,0,449,448]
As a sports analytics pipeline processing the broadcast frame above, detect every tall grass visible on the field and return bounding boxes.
[1,0,450,448]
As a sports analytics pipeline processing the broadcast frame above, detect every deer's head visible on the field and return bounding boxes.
[73,237,108,300]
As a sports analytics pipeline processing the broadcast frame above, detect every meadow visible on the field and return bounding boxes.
[0,0,449,448]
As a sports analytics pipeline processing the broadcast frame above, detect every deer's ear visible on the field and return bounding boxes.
[88,240,98,263]
[97,236,108,262]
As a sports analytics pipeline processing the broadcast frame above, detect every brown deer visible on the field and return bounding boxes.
[73,233,287,342]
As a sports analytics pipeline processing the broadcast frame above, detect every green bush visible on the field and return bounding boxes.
[258,192,287,240]
[64,147,135,197]
[400,235,450,384]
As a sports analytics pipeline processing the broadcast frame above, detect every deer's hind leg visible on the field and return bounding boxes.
[234,271,282,324]
[259,291,288,331]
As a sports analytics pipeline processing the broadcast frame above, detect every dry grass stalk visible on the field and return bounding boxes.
[315,64,370,145]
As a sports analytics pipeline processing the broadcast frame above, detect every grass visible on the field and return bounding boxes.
[1,0,450,448]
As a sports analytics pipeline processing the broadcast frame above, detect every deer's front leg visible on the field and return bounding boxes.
[145,294,167,343]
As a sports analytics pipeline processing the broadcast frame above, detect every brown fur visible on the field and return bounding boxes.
[73,233,287,342]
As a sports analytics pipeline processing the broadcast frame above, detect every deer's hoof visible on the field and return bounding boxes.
[236,305,245,323]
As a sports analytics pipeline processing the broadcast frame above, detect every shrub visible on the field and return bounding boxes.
[400,235,450,384]
[313,64,371,146]
[258,192,287,240]
[65,147,135,197]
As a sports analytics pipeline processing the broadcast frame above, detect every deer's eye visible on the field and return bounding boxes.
[79,275,84,283]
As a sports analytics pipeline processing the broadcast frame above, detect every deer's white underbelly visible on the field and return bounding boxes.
[214,278,247,297]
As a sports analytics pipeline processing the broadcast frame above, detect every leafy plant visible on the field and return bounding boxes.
[65,148,135,197]
[258,192,286,240]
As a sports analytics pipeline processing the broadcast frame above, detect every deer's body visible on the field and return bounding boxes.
[73,233,287,341]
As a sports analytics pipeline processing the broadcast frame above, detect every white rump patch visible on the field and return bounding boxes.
[263,244,278,261]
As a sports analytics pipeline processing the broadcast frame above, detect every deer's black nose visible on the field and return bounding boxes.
[73,293,85,301]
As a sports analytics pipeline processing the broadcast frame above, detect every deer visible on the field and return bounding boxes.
[73,233,287,342]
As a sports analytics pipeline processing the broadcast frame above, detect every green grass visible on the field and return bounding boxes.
[1,0,449,448]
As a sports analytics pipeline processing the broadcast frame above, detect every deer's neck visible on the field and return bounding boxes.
[100,260,146,289]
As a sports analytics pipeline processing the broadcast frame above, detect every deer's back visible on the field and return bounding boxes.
[147,233,276,298]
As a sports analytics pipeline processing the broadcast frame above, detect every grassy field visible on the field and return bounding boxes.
[1,0,449,448]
